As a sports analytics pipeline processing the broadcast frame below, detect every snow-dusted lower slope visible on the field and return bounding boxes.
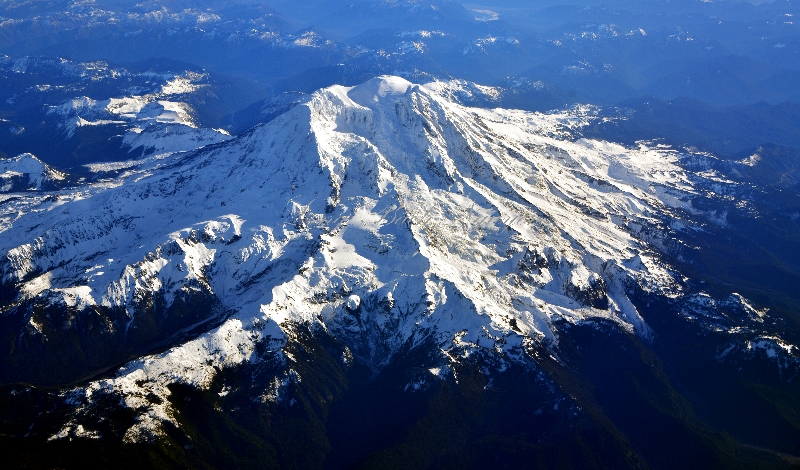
[0,76,793,441]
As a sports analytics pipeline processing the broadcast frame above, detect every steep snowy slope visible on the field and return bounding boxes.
[0,153,65,193]
[0,76,795,446]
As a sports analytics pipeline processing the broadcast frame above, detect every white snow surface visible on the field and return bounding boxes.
[122,124,231,155]
[45,72,221,149]
[49,95,196,137]
[0,153,64,192]
[1,76,706,440]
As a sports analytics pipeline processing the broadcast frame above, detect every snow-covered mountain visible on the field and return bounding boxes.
[0,57,258,166]
[0,76,797,465]
[0,153,65,194]
[45,72,232,155]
